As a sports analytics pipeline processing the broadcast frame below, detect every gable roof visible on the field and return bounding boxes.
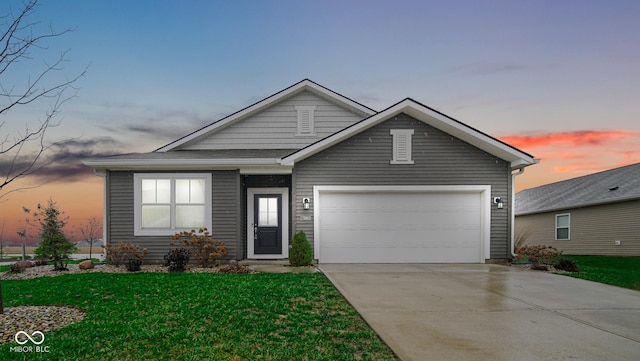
[156,79,376,152]
[281,98,538,170]
[516,162,640,215]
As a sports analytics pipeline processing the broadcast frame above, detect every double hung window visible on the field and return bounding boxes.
[555,213,570,240]
[134,174,211,236]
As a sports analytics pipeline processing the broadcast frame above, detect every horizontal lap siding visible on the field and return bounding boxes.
[293,113,511,259]
[182,91,364,150]
[107,170,241,263]
[516,200,640,256]
[212,171,241,260]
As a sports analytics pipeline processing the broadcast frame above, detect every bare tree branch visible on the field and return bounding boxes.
[0,0,87,199]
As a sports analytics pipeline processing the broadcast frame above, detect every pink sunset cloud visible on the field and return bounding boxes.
[500,130,637,150]
[500,130,640,191]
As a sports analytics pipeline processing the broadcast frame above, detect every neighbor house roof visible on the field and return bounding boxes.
[155,79,377,152]
[515,162,640,215]
[281,98,538,170]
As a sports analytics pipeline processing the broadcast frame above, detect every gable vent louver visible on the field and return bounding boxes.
[390,129,414,164]
[295,105,316,136]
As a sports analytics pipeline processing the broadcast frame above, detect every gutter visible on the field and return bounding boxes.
[510,167,525,258]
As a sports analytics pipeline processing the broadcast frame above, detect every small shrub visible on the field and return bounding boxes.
[164,248,190,272]
[289,231,313,267]
[514,245,562,265]
[531,263,549,271]
[34,256,49,266]
[125,257,142,272]
[555,258,581,272]
[104,241,148,267]
[217,264,252,274]
[170,228,227,268]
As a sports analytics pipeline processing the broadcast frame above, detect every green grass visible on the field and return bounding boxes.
[1,272,398,360]
[558,255,640,291]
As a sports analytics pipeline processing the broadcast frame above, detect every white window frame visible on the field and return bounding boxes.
[134,173,212,236]
[555,213,570,240]
[295,105,317,136]
[390,129,414,164]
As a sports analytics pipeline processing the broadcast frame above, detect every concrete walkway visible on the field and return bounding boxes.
[320,264,640,361]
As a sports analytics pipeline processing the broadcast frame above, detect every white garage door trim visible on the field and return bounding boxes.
[313,185,492,263]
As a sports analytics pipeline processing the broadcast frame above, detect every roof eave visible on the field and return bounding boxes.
[83,158,286,172]
[282,99,537,168]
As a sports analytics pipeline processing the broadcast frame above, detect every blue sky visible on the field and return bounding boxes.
[22,0,640,139]
[2,0,639,243]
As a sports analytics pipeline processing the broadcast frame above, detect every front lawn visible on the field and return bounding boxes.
[559,255,640,291]
[1,272,398,360]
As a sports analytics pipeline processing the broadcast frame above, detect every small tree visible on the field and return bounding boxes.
[28,200,77,270]
[79,217,102,260]
[289,231,313,267]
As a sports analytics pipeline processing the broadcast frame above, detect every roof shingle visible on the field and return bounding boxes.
[515,162,640,215]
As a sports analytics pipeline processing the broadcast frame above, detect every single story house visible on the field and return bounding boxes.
[84,79,537,264]
[515,162,640,256]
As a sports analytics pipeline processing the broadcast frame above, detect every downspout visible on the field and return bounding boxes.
[510,167,525,258]
[92,169,107,261]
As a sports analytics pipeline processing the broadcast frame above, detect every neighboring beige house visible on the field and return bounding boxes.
[515,162,640,256]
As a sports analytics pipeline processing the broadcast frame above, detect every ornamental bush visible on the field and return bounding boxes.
[104,241,148,267]
[164,248,190,272]
[514,245,562,265]
[555,258,581,272]
[289,231,313,267]
[125,257,142,272]
[170,228,227,268]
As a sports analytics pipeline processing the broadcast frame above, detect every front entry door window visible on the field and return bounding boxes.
[254,194,282,254]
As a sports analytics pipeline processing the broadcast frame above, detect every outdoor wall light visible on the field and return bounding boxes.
[494,197,503,209]
[302,197,311,210]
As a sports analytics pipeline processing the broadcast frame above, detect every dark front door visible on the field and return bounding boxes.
[253,194,282,254]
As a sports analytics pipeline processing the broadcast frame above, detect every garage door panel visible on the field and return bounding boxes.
[317,190,484,263]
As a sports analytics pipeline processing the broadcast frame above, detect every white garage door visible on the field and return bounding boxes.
[316,187,488,263]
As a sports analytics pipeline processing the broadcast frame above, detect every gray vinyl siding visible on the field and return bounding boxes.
[180,90,365,150]
[515,199,640,256]
[107,170,242,263]
[293,113,511,260]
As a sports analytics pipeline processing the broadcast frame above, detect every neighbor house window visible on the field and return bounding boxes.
[555,213,570,240]
[390,129,414,164]
[134,173,211,236]
[295,105,317,136]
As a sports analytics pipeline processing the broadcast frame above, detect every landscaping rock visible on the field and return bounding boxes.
[79,260,95,270]
[10,260,34,272]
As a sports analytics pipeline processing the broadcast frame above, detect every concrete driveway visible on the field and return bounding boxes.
[320,264,640,361]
